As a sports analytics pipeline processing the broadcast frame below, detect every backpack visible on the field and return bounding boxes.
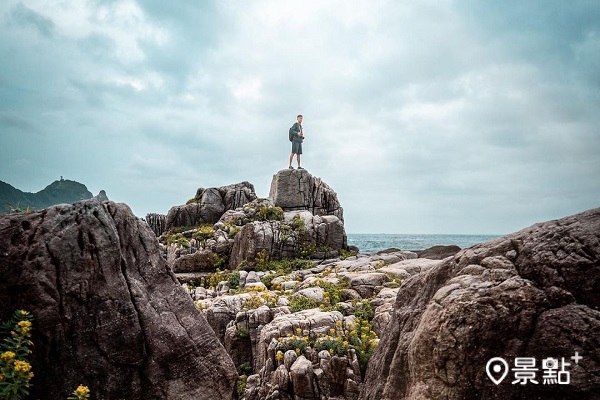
[289,123,301,141]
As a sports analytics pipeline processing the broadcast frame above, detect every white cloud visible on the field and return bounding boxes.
[1,0,598,234]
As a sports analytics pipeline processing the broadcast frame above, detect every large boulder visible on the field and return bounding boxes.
[269,169,344,222]
[0,200,237,400]
[361,207,600,400]
[166,181,257,230]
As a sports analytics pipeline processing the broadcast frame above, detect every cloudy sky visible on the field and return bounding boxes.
[1,1,599,234]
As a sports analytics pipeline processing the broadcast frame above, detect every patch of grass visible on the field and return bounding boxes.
[256,205,284,221]
[289,295,320,313]
[351,300,375,322]
[192,224,215,243]
[254,249,271,272]
[166,233,190,248]
[260,258,314,289]
[227,270,240,289]
[340,249,358,260]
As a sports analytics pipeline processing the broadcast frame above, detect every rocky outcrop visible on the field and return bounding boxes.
[166,181,257,230]
[0,200,237,400]
[94,189,109,202]
[145,212,167,236]
[245,310,364,400]
[361,207,600,400]
[189,249,432,399]
[269,169,344,222]
[228,210,346,269]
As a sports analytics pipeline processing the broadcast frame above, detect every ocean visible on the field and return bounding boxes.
[347,233,501,254]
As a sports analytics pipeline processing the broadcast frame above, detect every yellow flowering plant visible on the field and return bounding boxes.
[67,384,91,400]
[0,310,34,399]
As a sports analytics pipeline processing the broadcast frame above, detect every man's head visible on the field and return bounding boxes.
[297,114,303,123]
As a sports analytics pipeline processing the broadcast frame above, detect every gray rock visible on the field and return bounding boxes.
[228,211,346,269]
[171,248,220,273]
[417,244,462,260]
[0,200,236,399]
[349,272,390,298]
[361,207,600,400]
[269,168,344,222]
[290,356,317,399]
[166,181,257,230]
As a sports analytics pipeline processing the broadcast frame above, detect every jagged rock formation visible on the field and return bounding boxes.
[145,212,167,236]
[166,181,257,230]
[228,209,346,270]
[360,208,600,400]
[160,172,348,273]
[0,178,107,214]
[0,200,237,400]
[269,168,344,222]
[93,189,109,202]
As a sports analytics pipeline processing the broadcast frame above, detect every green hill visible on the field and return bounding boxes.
[0,179,105,213]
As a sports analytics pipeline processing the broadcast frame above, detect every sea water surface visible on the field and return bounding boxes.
[347,234,501,254]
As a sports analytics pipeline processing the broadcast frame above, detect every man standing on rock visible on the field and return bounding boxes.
[289,114,304,170]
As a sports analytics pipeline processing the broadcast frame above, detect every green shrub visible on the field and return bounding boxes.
[166,233,190,248]
[206,270,228,289]
[227,271,240,289]
[192,224,215,243]
[351,300,375,322]
[241,291,277,310]
[346,319,379,378]
[254,249,270,272]
[257,205,283,221]
[236,325,249,338]
[260,258,314,289]
[289,296,320,313]
[237,374,247,399]
[275,328,310,355]
[239,362,252,376]
[289,214,305,232]
[228,226,241,239]
[168,225,196,234]
[340,249,358,260]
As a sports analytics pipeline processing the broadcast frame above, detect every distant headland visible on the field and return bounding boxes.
[0,178,108,214]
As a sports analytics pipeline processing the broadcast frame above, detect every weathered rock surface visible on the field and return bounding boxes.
[145,212,167,236]
[166,181,257,230]
[228,210,346,269]
[417,244,461,260]
[361,207,600,400]
[269,169,344,222]
[0,200,237,400]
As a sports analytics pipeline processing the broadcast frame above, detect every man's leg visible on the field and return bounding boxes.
[297,154,301,168]
[289,153,294,168]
